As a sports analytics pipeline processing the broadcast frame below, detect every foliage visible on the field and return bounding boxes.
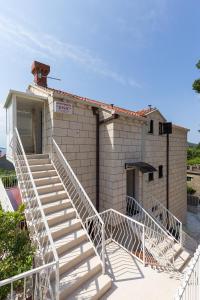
[187,146,200,165]
[193,60,200,93]
[0,205,35,299]
[187,185,196,195]
[0,168,16,177]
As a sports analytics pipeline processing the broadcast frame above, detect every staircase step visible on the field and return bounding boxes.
[39,190,67,204]
[174,250,191,272]
[59,256,102,300]
[37,183,64,195]
[50,218,82,240]
[32,170,57,179]
[26,154,49,159]
[43,199,72,214]
[58,241,95,275]
[30,164,54,172]
[34,176,60,187]
[68,274,112,300]
[54,228,87,255]
[46,207,76,227]
[27,158,50,166]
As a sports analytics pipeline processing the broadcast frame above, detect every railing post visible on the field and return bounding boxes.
[55,260,59,300]
[102,223,106,274]
[180,222,183,247]
[142,226,146,266]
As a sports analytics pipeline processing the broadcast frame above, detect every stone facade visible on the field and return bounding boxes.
[28,85,188,223]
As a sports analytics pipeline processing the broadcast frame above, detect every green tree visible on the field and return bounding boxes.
[0,205,35,299]
[193,60,200,93]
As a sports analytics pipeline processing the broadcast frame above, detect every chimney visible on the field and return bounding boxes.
[31,61,50,87]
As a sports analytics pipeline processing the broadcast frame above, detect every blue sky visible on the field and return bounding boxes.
[0,0,200,146]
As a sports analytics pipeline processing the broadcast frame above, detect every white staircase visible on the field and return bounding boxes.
[13,128,111,300]
[126,196,193,273]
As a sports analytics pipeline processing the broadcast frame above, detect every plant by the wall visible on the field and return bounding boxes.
[0,205,35,299]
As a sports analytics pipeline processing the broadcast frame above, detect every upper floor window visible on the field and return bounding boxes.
[148,172,154,181]
[158,165,163,178]
[159,122,163,135]
[148,120,154,134]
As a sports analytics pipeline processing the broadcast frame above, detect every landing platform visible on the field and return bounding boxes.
[102,242,181,300]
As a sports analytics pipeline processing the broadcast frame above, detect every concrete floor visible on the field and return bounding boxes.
[184,209,200,242]
[102,243,181,300]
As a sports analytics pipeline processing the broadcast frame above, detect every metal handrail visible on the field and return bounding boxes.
[174,245,200,299]
[144,197,182,244]
[100,208,146,265]
[126,196,176,269]
[13,128,59,299]
[51,138,105,273]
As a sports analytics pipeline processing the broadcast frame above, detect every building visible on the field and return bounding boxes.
[1,61,194,300]
[5,61,188,222]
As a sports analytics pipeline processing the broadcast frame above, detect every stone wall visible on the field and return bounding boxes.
[169,126,187,223]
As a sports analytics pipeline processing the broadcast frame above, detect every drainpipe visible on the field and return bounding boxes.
[166,133,169,210]
[92,107,119,212]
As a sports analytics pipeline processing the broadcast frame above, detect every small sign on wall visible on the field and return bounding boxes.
[54,101,73,114]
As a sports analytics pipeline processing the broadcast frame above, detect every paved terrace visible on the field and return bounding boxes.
[102,243,180,300]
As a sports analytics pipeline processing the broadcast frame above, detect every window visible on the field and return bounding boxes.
[148,120,154,134]
[148,172,154,181]
[159,165,163,178]
[159,122,163,135]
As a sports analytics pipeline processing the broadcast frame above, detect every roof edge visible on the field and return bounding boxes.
[4,89,48,108]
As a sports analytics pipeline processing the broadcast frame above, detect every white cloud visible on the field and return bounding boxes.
[0,102,6,147]
[0,15,140,88]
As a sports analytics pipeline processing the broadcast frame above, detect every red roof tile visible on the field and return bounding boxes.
[36,85,150,118]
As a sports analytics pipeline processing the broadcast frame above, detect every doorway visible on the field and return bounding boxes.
[127,169,136,198]
[126,169,139,216]
[17,100,43,154]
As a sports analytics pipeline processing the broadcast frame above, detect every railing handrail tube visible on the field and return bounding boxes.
[15,128,58,263]
[100,208,145,228]
[154,198,182,225]
[174,245,200,299]
[126,196,172,240]
[52,138,103,225]
[15,128,59,264]
[0,261,56,287]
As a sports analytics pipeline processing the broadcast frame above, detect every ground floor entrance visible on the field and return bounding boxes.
[17,99,43,154]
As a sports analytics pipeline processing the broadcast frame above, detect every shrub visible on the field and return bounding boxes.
[187,186,196,195]
[0,205,35,299]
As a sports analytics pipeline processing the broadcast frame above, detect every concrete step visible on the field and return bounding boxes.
[37,183,64,195]
[29,164,53,173]
[30,164,54,172]
[27,154,49,160]
[58,241,94,275]
[46,207,76,227]
[68,273,112,300]
[32,169,57,179]
[49,218,82,241]
[27,158,50,166]
[34,176,60,187]
[39,190,67,204]
[59,256,102,300]
[54,228,87,256]
[43,198,72,215]
[174,249,191,272]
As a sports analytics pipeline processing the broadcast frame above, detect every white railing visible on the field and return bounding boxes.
[1,175,18,189]
[126,196,176,270]
[0,262,56,300]
[142,197,182,244]
[174,245,200,300]
[51,138,105,273]
[12,128,59,300]
[0,178,14,211]
[100,209,146,265]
